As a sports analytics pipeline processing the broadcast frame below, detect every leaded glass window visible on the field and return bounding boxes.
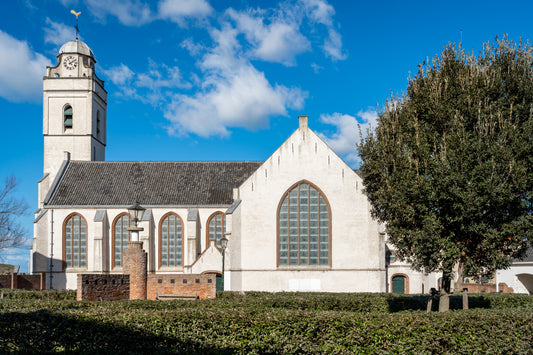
[160,214,183,267]
[207,212,225,249]
[278,182,330,266]
[64,214,87,268]
[113,214,131,267]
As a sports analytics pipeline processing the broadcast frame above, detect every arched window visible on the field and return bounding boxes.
[64,105,73,128]
[278,181,331,266]
[159,213,183,268]
[206,212,226,250]
[96,110,101,135]
[63,213,87,269]
[112,213,131,268]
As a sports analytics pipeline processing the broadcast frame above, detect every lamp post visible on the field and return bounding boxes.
[220,234,229,291]
[127,201,145,241]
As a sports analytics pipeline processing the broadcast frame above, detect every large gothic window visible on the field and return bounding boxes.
[159,213,183,268]
[112,213,131,268]
[63,213,87,268]
[64,105,73,128]
[278,181,331,266]
[206,212,226,250]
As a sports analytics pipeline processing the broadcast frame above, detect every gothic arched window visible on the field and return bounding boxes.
[112,213,131,268]
[206,212,226,250]
[159,213,183,268]
[63,213,87,269]
[64,105,73,128]
[278,181,331,267]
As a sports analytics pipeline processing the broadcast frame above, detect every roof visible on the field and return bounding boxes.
[59,40,94,57]
[46,161,262,207]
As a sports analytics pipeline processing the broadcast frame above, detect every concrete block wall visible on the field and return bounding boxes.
[146,273,217,300]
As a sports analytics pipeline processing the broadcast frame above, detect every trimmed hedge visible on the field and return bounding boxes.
[0,289,75,300]
[0,300,531,353]
[0,292,532,353]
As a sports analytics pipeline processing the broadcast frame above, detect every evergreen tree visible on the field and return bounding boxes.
[358,37,533,297]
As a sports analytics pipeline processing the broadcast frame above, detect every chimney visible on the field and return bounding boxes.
[64,151,71,161]
[299,116,308,130]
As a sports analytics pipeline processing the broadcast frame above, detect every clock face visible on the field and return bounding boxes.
[63,56,78,70]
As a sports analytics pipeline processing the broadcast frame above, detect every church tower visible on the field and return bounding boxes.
[40,40,107,205]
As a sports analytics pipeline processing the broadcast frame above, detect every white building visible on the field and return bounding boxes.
[31,39,439,293]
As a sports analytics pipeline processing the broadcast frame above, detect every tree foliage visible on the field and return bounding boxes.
[358,37,533,289]
[0,176,28,252]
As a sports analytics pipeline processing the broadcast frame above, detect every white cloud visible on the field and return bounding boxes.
[84,0,212,27]
[100,63,134,85]
[227,8,310,65]
[101,61,190,105]
[86,0,152,26]
[301,0,335,26]
[323,28,347,61]
[0,31,52,103]
[318,108,378,165]
[44,18,75,47]
[158,0,213,25]
[163,25,307,137]
[300,0,346,61]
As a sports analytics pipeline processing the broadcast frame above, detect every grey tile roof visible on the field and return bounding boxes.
[46,161,262,207]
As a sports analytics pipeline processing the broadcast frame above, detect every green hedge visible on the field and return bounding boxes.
[0,289,76,300]
[0,292,532,353]
[0,300,531,353]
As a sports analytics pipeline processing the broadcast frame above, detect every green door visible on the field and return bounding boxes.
[216,275,223,292]
[392,276,405,294]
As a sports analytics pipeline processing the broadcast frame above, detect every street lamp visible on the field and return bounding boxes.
[220,234,229,291]
[127,201,145,241]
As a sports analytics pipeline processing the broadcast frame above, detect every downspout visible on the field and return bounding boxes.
[49,209,54,290]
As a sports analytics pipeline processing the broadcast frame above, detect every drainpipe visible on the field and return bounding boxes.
[49,209,54,290]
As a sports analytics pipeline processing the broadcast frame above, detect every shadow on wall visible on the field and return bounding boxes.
[32,252,67,290]
[0,309,237,353]
[517,274,533,295]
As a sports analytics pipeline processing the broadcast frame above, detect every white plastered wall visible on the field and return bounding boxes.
[228,119,386,292]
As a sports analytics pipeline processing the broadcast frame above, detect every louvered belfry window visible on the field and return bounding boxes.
[207,212,225,249]
[113,213,131,267]
[64,106,73,128]
[160,213,183,267]
[64,214,87,268]
[278,182,330,266]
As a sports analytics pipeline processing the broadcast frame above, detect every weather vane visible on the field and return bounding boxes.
[70,10,81,40]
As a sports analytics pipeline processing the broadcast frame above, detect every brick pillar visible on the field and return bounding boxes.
[123,241,147,300]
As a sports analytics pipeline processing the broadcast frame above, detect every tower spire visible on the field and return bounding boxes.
[70,10,81,40]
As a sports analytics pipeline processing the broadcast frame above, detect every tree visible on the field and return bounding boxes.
[0,176,28,253]
[358,37,533,303]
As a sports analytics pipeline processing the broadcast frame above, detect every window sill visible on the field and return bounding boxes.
[277,265,331,271]
[64,267,88,272]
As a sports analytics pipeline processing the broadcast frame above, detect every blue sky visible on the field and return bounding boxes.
[1,0,532,271]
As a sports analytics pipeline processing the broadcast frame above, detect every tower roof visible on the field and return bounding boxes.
[59,40,94,58]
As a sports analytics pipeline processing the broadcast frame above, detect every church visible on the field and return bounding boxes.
[31,39,439,294]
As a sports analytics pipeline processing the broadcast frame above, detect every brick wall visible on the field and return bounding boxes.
[146,273,217,300]
[498,282,514,293]
[0,273,46,290]
[462,283,496,293]
[77,274,130,301]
